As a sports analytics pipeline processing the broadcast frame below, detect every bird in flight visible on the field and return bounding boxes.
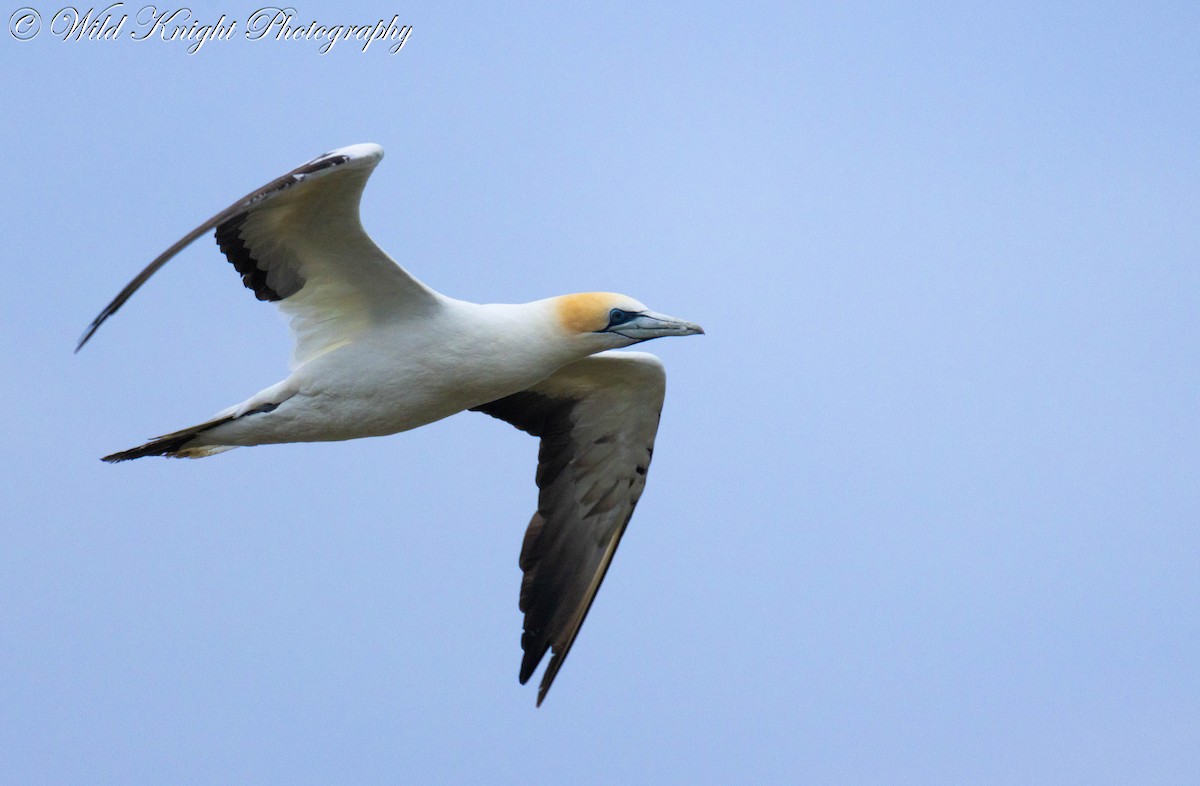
[78,143,703,705]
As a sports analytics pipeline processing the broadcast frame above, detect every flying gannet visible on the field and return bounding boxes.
[77,143,703,706]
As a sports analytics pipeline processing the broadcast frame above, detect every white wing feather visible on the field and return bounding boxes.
[78,143,441,366]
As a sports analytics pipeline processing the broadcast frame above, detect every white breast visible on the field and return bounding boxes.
[208,298,580,446]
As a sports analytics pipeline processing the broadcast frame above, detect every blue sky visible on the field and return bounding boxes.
[2,2,1198,783]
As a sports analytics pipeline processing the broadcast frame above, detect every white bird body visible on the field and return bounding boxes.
[206,297,585,450]
[80,143,702,705]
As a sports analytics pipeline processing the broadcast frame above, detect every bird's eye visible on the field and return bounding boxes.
[608,308,631,325]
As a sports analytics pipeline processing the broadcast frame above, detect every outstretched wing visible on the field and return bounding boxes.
[77,143,441,366]
[471,350,667,705]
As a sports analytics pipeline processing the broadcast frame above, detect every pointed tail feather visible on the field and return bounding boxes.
[103,401,282,462]
[102,415,240,462]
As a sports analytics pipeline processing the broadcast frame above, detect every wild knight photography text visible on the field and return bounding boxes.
[8,4,414,54]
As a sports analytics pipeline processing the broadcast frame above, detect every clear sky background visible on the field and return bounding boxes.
[2,2,1198,783]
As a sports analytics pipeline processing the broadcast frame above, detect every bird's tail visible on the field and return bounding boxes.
[104,399,284,463]
[102,415,240,462]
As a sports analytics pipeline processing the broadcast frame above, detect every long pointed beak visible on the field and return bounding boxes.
[608,311,705,341]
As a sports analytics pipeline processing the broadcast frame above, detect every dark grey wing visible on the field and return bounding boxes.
[472,350,667,705]
[78,143,440,365]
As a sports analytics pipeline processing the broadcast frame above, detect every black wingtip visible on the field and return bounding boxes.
[76,299,121,353]
[75,324,98,353]
[520,649,553,706]
[518,654,538,686]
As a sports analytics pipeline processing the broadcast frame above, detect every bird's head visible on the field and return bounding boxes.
[553,292,704,349]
